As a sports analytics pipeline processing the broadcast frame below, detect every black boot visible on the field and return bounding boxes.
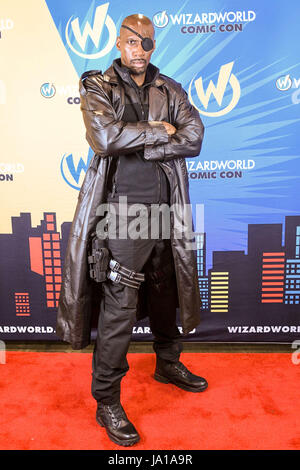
[96,401,140,447]
[154,358,208,392]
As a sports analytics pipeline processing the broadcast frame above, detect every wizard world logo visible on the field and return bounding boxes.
[188,61,241,117]
[60,150,93,190]
[65,2,117,59]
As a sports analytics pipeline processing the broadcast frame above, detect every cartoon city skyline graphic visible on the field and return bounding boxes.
[0,212,71,322]
[196,216,300,313]
[0,212,299,326]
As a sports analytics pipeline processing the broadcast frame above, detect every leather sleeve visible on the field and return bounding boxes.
[144,85,204,162]
[79,76,169,157]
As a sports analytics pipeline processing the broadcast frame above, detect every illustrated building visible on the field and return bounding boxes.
[283,217,300,305]
[285,260,300,305]
[29,212,62,308]
[261,252,285,304]
[210,271,229,313]
[15,292,30,316]
[196,232,209,310]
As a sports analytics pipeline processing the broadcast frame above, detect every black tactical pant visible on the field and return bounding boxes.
[91,204,183,404]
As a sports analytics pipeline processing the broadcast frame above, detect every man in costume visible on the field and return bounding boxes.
[56,13,207,447]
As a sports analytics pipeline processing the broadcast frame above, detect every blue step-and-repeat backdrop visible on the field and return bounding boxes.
[0,0,299,343]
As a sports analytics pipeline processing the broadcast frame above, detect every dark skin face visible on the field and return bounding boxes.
[115,20,156,86]
[115,16,176,135]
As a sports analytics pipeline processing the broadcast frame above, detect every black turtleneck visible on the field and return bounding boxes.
[106,58,170,205]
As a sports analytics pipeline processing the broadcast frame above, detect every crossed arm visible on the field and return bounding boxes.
[79,75,204,162]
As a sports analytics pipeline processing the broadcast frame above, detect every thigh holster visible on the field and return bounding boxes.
[88,232,145,289]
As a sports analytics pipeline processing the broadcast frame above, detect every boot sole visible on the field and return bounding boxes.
[96,415,140,447]
[154,372,208,392]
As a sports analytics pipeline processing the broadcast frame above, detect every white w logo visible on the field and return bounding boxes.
[188,62,241,117]
[65,2,116,59]
[153,10,169,28]
[275,75,292,91]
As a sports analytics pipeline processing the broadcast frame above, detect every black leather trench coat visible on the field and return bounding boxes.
[56,61,205,349]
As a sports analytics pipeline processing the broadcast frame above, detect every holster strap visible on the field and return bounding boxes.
[109,259,145,282]
[107,270,142,289]
[106,258,145,289]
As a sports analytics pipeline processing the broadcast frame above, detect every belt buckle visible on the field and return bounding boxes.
[108,271,121,283]
[109,259,120,271]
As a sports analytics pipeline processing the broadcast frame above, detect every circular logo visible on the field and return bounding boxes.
[275,75,292,91]
[40,83,56,98]
[188,64,241,117]
[60,153,81,190]
[153,10,169,28]
[60,152,93,191]
[65,10,116,59]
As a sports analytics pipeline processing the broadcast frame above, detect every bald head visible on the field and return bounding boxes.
[116,13,156,82]
[120,14,155,40]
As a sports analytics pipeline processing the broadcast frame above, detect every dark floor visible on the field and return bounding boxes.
[4,341,293,353]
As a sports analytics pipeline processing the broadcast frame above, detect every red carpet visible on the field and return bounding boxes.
[1,351,300,450]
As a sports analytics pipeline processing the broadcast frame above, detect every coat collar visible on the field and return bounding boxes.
[102,58,165,88]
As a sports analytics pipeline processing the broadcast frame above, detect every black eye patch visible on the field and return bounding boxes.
[121,25,154,51]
